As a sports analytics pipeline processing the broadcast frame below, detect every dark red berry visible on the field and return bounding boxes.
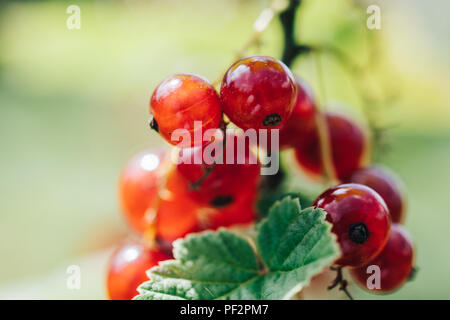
[220,56,297,130]
[106,242,171,300]
[294,112,367,180]
[350,224,414,293]
[277,77,317,149]
[313,183,391,267]
[345,165,406,223]
[150,74,222,147]
[119,150,166,234]
[205,189,259,229]
[176,132,261,208]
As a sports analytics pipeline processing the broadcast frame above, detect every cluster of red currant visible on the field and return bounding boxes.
[106,55,414,300]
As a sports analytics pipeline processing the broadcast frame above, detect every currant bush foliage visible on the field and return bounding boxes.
[135,197,340,300]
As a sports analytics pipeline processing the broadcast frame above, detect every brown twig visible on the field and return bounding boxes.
[328,266,354,300]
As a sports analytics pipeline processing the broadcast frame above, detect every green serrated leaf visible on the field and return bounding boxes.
[136,230,261,300]
[255,197,340,299]
[135,197,339,300]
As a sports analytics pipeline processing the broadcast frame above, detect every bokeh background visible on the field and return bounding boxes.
[0,0,449,299]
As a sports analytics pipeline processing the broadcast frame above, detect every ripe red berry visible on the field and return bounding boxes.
[176,132,261,208]
[313,183,391,267]
[155,168,200,242]
[350,224,414,293]
[205,189,259,230]
[345,166,406,223]
[294,112,367,180]
[106,242,171,300]
[150,74,222,147]
[119,150,166,234]
[277,77,317,149]
[220,56,297,130]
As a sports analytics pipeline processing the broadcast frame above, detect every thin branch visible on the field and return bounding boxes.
[279,1,337,184]
[312,53,338,184]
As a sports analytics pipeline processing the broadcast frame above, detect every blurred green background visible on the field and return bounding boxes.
[0,0,449,299]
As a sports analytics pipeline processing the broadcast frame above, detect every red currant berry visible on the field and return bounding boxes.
[277,77,317,149]
[206,189,259,229]
[156,197,200,242]
[150,74,222,147]
[313,183,391,267]
[176,132,261,208]
[350,224,414,293]
[220,56,297,130]
[119,150,166,234]
[106,242,171,300]
[155,168,200,242]
[294,112,367,180]
[345,165,406,223]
